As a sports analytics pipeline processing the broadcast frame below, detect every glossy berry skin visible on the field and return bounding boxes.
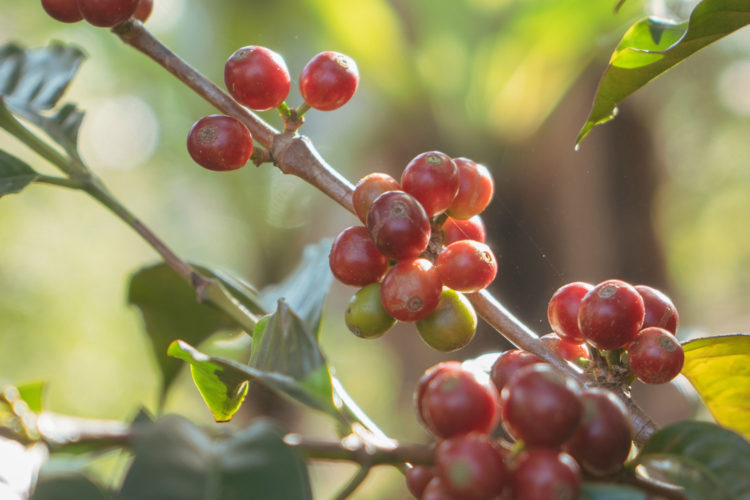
[442,215,486,245]
[447,158,494,220]
[501,364,583,447]
[329,226,388,286]
[421,477,454,500]
[436,240,497,292]
[627,327,684,384]
[225,46,290,111]
[187,115,253,171]
[299,51,359,111]
[133,0,152,21]
[540,333,590,363]
[635,285,679,334]
[345,283,395,339]
[436,433,508,500]
[490,349,543,393]
[77,0,139,27]
[547,281,593,343]
[578,279,645,350]
[564,389,633,476]
[405,465,435,499]
[416,288,477,352]
[42,0,83,22]
[352,173,400,224]
[415,361,462,428]
[511,449,581,500]
[380,258,442,322]
[401,151,459,217]
[366,191,431,260]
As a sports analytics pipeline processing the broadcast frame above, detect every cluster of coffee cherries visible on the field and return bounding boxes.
[42,0,153,26]
[406,353,634,499]
[330,153,496,351]
[548,279,683,385]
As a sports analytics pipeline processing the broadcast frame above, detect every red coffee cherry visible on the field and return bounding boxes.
[511,449,581,500]
[328,226,388,286]
[627,326,684,384]
[186,115,253,171]
[501,364,583,447]
[539,333,590,363]
[225,46,291,111]
[436,240,497,292]
[77,0,139,27]
[578,279,645,350]
[416,288,477,352]
[547,281,593,344]
[635,285,679,334]
[299,51,359,111]
[42,0,83,22]
[421,477,454,500]
[442,215,486,245]
[564,388,633,476]
[415,361,462,429]
[352,173,401,224]
[401,151,459,217]
[490,349,544,393]
[436,433,508,500]
[405,465,436,499]
[447,158,494,220]
[366,191,431,260]
[133,0,152,21]
[380,258,442,321]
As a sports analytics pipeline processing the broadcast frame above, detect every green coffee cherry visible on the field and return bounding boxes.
[416,288,477,351]
[345,282,396,339]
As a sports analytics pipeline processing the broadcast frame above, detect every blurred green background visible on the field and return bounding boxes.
[1,0,749,497]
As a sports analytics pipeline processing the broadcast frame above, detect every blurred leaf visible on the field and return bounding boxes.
[16,381,45,413]
[31,474,112,500]
[0,438,47,500]
[581,482,647,499]
[634,421,750,500]
[120,416,312,500]
[0,150,38,199]
[199,265,266,318]
[681,334,750,440]
[578,0,750,145]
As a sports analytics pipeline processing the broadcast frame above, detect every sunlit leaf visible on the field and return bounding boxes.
[15,381,45,414]
[681,334,750,440]
[31,474,112,500]
[581,482,647,499]
[577,0,750,145]
[0,150,38,199]
[634,421,750,500]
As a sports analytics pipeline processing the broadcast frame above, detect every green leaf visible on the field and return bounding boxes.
[681,334,750,440]
[0,150,38,199]
[581,482,647,499]
[577,0,750,145]
[634,420,750,500]
[120,416,312,500]
[16,381,45,413]
[31,474,113,500]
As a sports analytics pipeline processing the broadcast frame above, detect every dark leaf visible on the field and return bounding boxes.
[0,150,38,199]
[581,483,647,499]
[31,474,112,500]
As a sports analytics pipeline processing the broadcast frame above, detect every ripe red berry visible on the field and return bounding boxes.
[547,281,593,343]
[225,46,291,111]
[401,151,459,217]
[186,115,253,171]
[578,279,645,350]
[436,433,508,500]
[447,158,494,220]
[416,288,477,352]
[77,0,139,27]
[345,283,395,339]
[627,326,684,384]
[490,349,544,393]
[635,285,679,334]
[442,215,486,245]
[415,361,462,428]
[42,0,83,22]
[421,477,454,500]
[380,258,442,322]
[329,226,388,286]
[352,173,401,224]
[133,0,152,21]
[436,240,497,292]
[366,191,431,260]
[511,449,581,500]
[299,51,359,111]
[540,333,590,363]
[405,465,436,499]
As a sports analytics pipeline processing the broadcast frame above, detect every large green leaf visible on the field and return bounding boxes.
[681,334,750,440]
[0,150,38,199]
[31,474,113,500]
[120,416,312,500]
[577,0,750,145]
[634,421,750,500]
[580,483,647,500]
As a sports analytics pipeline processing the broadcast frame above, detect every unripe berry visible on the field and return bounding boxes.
[627,326,684,384]
[436,240,497,292]
[366,191,431,260]
[578,279,645,350]
[511,449,581,500]
[225,46,291,111]
[490,349,544,393]
[344,283,395,339]
[447,158,494,220]
[352,173,400,224]
[380,258,442,322]
[77,0,139,27]
[635,284,679,334]
[401,151,459,217]
[416,288,477,352]
[436,433,508,500]
[442,215,486,245]
[186,115,253,171]
[547,281,593,343]
[42,0,83,22]
[299,51,359,111]
[329,226,388,286]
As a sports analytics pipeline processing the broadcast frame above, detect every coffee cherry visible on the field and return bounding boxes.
[380,258,442,322]
[299,51,359,111]
[329,226,388,286]
[442,215,486,245]
[627,326,684,384]
[511,449,581,500]
[501,364,583,447]
[345,283,395,339]
[564,388,633,476]
[490,349,544,393]
[539,333,590,363]
[366,191,431,260]
[405,465,436,499]
[416,288,476,352]
[635,285,679,334]
[436,433,508,500]
[401,151,459,217]
[547,281,593,344]
[447,158,494,220]
[133,0,152,21]
[352,173,401,224]
[225,46,290,111]
[415,361,462,429]
[436,240,497,293]
[42,0,83,22]
[186,115,253,171]
[421,477,454,500]
[578,279,645,350]
[77,0,139,27]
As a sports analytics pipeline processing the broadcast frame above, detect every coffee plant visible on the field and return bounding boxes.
[1,1,750,499]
